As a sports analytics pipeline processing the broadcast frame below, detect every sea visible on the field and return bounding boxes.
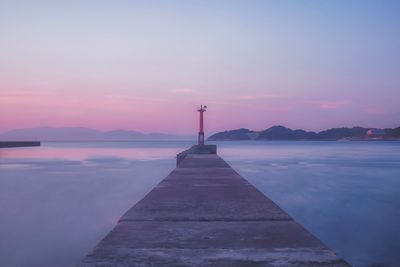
[0,141,399,267]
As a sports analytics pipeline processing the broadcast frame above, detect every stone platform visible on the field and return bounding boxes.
[0,141,40,148]
[77,150,350,266]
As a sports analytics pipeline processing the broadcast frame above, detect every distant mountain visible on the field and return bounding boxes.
[256,125,317,140]
[206,128,254,141]
[313,127,368,140]
[0,127,195,141]
[208,125,400,141]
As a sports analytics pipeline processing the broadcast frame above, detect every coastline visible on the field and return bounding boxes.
[0,141,41,148]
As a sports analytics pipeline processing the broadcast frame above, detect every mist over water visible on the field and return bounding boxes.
[0,141,399,267]
[0,141,186,267]
[218,141,400,267]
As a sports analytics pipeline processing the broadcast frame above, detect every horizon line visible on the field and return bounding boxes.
[1,124,399,136]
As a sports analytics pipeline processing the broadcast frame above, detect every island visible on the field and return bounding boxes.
[207,125,400,141]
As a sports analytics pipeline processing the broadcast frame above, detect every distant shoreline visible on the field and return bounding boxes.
[0,139,195,143]
[0,141,41,148]
[208,139,400,142]
[207,125,400,141]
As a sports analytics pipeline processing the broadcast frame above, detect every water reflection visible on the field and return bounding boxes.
[0,141,399,267]
[0,142,179,267]
[0,141,192,161]
[218,141,400,267]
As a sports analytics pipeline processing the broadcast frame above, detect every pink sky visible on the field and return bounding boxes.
[1,83,397,134]
[1,1,399,135]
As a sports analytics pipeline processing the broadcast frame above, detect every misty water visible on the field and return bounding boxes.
[0,141,399,267]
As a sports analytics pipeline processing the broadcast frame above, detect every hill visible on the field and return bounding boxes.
[0,127,194,141]
[208,126,400,141]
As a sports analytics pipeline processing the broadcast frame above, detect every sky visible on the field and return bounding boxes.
[1,0,399,135]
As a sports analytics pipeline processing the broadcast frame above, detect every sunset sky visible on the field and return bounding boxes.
[1,0,399,135]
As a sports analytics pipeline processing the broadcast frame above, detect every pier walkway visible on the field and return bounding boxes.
[77,146,350,266]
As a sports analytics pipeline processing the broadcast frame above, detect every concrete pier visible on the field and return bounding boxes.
[77,147,350,266]
[0,141,40,148]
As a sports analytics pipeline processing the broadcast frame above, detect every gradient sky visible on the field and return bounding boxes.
[1,0,399,134]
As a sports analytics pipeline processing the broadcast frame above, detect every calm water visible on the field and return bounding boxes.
[0,141,399,267]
